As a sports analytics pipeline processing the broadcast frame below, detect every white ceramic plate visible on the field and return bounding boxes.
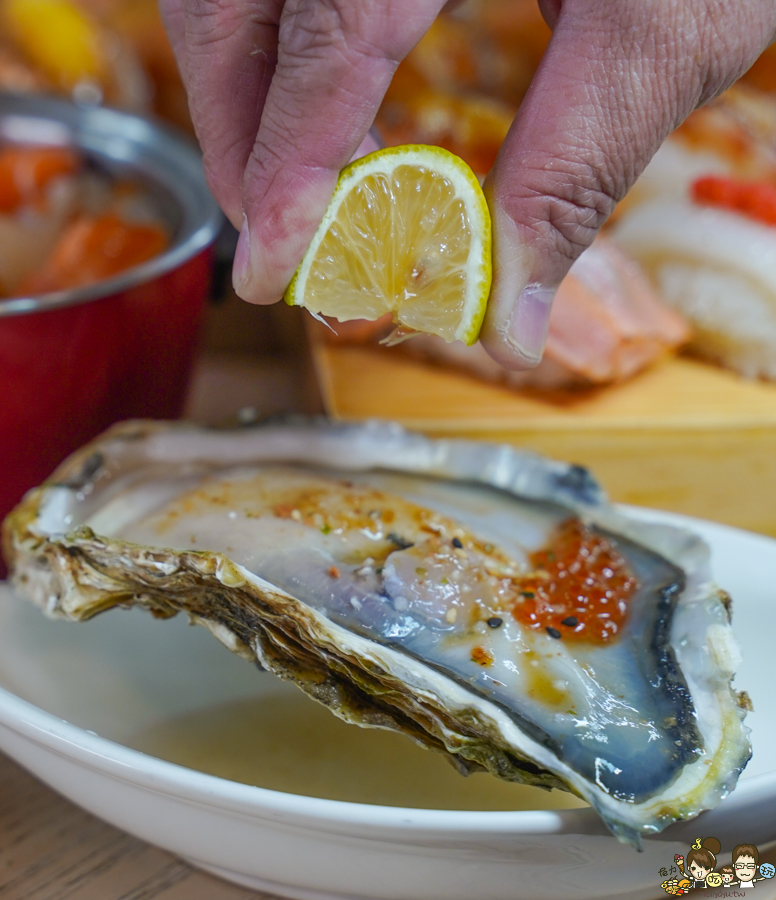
[0,509,774,900]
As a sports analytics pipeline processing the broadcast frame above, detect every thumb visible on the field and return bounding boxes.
[479,0,776,370]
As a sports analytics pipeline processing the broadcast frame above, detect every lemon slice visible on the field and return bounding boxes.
[285,145,491,345]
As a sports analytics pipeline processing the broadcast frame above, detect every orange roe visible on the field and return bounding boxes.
[471,645,493,667]
[512,519,638,643]
[691,175,776,227]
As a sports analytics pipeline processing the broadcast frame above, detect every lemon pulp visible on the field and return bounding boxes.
[286,145,491,345]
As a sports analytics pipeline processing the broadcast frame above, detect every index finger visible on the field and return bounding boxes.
[159,0,282,227]
[232,0,446,305]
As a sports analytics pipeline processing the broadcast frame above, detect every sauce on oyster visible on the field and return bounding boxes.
[117,465,698,807]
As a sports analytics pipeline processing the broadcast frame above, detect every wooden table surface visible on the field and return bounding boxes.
[0,754,280,900]
[311,340,776,537]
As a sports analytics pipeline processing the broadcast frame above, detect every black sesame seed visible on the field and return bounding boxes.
[487,616,503,629]
[520,590,535,599]
[452,536,463,549]
[387,532,414,550]
[545,626,562,639]
[561,616,579,627]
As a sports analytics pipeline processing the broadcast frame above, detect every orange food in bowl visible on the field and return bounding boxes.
[18,212,169,294]
[0,145,78,212]
[0,142,170,298]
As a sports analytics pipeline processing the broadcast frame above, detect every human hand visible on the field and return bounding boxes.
[158,0,447,300]
[479,0,776,368]
[161,0,776,369]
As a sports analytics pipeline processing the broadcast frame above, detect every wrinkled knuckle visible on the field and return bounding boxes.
[183,0,242,48]
[280,0,349,59]
[279,0,397,69]
[184,0,280,50]
[185,0,235,27]
[541,201,606,262]
[693,1,776,102]
[520,162,622,262]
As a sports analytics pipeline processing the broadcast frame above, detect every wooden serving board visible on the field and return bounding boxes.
[312,342,776,538]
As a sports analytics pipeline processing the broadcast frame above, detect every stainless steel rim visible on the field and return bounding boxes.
[0,92,223,318]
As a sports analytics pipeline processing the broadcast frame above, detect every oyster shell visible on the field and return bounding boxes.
[2,419,750,846]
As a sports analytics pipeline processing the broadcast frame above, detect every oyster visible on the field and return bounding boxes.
[3,420,750,845]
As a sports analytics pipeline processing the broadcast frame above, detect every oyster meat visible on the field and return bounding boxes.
[2,420,750,845]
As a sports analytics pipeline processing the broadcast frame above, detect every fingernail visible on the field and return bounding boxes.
[232,218,251,296]
[506,285,554,364]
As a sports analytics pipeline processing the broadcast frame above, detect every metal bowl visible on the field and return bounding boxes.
[0,93,222,537]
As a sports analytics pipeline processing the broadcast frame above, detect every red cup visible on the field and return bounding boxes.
[0,94,222,573]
